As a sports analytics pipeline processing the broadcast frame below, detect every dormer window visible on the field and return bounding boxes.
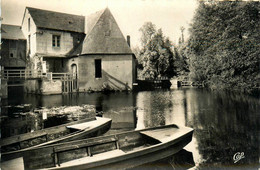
[52,35,60,47]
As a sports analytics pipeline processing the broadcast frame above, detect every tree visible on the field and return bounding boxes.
[187,1,260,93]
[138,22,175,79]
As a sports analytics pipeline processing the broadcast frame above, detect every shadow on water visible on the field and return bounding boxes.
[187,89,260,169]
[2,87,260,169]
[131,149,195,170]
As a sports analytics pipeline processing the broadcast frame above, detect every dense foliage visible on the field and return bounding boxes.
[136,22,188,80]
[187,1,260,93]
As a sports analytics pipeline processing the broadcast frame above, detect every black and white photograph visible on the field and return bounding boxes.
[0,0,259,169]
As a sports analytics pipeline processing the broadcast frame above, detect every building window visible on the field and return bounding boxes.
[28,35,31,54]
[52,35,60,47]
[10,53,14,57]
[95,59,102,78]
[28,18,30,32]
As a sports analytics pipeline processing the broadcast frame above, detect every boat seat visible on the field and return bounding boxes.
[66,117,109,131]
[54,137,118,153]
[140,127,180,142]
[60,149,125,167]
[66,122,95,130]
[53,136,120,166]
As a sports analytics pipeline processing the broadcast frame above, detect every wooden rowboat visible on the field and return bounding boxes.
[2,124,193,170]
[0,117,112,156]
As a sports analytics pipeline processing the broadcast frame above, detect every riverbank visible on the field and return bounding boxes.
[201,80,260,97]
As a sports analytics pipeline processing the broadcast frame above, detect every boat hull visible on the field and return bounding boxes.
[53,127,193,170]
[1,117,112,162]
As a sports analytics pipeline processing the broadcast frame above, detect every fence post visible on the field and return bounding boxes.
[6,70,8,79]
[47,72,52,80]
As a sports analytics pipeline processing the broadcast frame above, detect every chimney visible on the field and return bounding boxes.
[127,35,130,47]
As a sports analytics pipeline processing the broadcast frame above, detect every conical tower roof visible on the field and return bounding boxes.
[81,8,132,54]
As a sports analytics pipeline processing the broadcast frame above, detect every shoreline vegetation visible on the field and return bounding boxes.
[187,1,259,96]
[134,1,259,96]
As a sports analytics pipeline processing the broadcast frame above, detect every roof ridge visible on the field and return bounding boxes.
[26,6,84,18]
[83,8,107,44]
[85,8,106,33]
[26,6,85,33]
[1,24,21,27]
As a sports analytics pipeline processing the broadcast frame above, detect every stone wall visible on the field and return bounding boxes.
[0,79,8,98]
[1,39,26,68]
[41,80,62,95]
[24,79,41,94]
[24,79,62,95]
[71,54,135,92]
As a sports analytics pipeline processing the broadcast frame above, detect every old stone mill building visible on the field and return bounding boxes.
[1,7,137,95]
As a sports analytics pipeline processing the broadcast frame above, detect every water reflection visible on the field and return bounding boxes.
[186,89,260,169]
[3,87,260,169]
[132,149,195,170]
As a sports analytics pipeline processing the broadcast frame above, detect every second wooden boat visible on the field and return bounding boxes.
[0,117,112,156]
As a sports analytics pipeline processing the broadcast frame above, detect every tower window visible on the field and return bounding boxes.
[95,59,102,78]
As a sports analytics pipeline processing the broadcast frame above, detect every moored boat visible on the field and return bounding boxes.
[0,117,112,156]
[2,124,193,170]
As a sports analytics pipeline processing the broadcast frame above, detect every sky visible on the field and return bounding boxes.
[1,0,198,47]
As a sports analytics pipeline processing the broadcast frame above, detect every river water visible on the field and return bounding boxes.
[2,87,260,169]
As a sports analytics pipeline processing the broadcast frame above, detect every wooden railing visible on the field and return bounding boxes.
[3,69,78,93]
[48,72,73,80]
[181,81,192,86]
[3,69,75,81]
[138,76,169,81]
[3,69,44,79]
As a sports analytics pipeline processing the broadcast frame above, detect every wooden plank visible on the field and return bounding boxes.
[114,135,120,149]
[66,117,108,131]
[54,148,60,167]
[60,149,125,167]
[54,137,117,153]
[1,157,24,170]
[140,127,180,142]
[87,147,92,157]
[0,132,47,147]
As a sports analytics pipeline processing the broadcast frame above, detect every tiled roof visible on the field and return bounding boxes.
[81,8,133,54]
[27,7,85,33]
[84,8,105,35]
[1,24,26,40]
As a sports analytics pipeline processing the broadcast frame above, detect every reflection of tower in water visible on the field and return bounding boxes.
[164,90,189,127]
[101,93,137,131]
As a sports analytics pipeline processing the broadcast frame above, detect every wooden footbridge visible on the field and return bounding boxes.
[2,69,77,93]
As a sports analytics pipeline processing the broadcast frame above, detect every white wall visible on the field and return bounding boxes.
[36,29,74,55]
[21,9,37,57]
